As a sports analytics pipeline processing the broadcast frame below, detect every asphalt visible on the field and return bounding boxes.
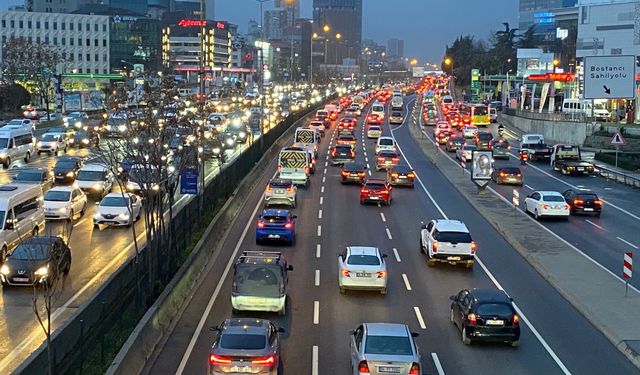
[143,98,639,375]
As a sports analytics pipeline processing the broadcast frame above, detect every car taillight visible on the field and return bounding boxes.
[377,271,386,278]
[350,151,355,158]
[361,188,369,193]
[391,173,399,178]
[516,173,522,177]
[377,157,385,162]
[232,281,237,292]
[285,223,292,229]
[358,361,370,373]
[470,241,477,254]
[342,269,350,277]
[595,199,602,205]
[287,187,294,193]
[257,221,265,228]
[304,166,309,174]
[512,314,520,326]
[407,173,415,179]
[467,313,477,325]
[574,199,584,205]
[392,157,399,162]
[565,204,570,210]
[358,172,365,177]
[432,241,438,253]
[499,172,506,176]
[341,171,349,176]
[540,204,549,209]
[209,354,232,364]
[265,186,272,193]
[251,355,276,365]
[409,363,421,375]
[381,189,389,194]
[331,150,336,157]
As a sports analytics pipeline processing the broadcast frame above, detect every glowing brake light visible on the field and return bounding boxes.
[251,355,276,365]
[257,220,265,228]
[376,271,386,278]
[470,241,477,254]
[467,313,477,325]
[209,354,232,364]
[342,269,351,277]
[284,222,292,229]
[432,241,438,253]
[540,204,549,209]
[392,157,400,162]
[265,186,272,193]
[409,363,421,375]
[573,199,584,205]
[594,199,602,205]
[407,172,415,178]
[358,361,370,373]
[391,173,399,178]
[512,314,520,326]
[341,171,349,177]
[287,187,294,193]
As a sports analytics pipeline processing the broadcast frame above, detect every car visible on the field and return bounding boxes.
[12,167,54,192]
[360,179,392,205]
[264,178,297,208]
[420,219,476,268]
[74,163,115,198]
[43,186,87,221]
[3,118,35,131]
[93,192,142,227]
[331,144,355,166]
[349,323,421,375]
[39,112,62,122]
[231,251,292,315]
[308,120,326,136]
[434,121,451,136]
[491,138,511,159]
[389,111,404,124]
[22,108,46,120]
[69,130,100,148]
[0,236,71,287]
[450,288,521,347]
[255,209,297,245]
[456,144,476,161]
[338,119,355,135]
[375,136,396,154]
[47,126,75,138]
[524,191,570,220]
[63,111,89,128]
[475,132,494,150]
[336,134,356,148]
[492,167,523,185]
[208,318,283,374]
[338,246,388,294]
[462,125,478,138]
[375,150,400,171]
[52,156,83,184]
[348,104,361,116]
[387,165,415,187]
[340,162,367,184]
[446,136,465,152]
[366,113,383,125]
[562,189,602,217]
[436,131,451,145]
[366,125,382,139]
[37,133,67,155]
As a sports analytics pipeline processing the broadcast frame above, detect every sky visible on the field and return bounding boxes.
[2,0,519,64]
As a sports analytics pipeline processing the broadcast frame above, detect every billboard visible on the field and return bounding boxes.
[584,55,636,99]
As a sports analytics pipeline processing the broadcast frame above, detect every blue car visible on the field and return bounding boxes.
[255,209,297,245]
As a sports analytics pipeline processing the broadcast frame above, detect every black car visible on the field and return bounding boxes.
[387,165,415,187]
[450,288,520,347]
[446,136,465,152]
[340,162,367,184]
[70,130,100,148]
[0,236,71,287]
[330,144,355,165]
[118,156,135,179]
[12,167,54,192]
[491,167,523,186]
[475,132,494,151]
[52,156,83,184]
[562,189,602,217]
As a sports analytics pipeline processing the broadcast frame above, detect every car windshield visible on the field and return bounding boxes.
[347,254,380,265]
[379,139,393,146]
[77,170,105,181]
[15,171,42,181]
[101,196,129,207]
[74,131,88,138]
[11,242,51,261]
[434,231,472,243]
[476,303,514,316]
[219,334,266,350]
[365,335,413,356]
[543,195,564,202]
[262,215,287,222]
[44,190,71,201]
[234,264,283,297]
[478,133,492,140]
[55,161,77,169]
[42,134,59,141]
[369,126,380,131]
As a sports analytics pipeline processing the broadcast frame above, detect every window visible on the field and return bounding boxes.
[78,68,82,73]
[68,53,73,61]
[14,197,40,221]
[102,53,107,61]
[45,21,49,30]
[1,20,5,28]
[102,39,106,47]
[78,38,81,46]
[70,38,74,46]
[86,23,90,31]
[70,22,73,31]
[94,24,98,32]
[53,22,57,30]
[86,53,90,61]
[78,23,81,31]
[94,39,98,47]
[10,20,14,28]
[36,21,40,29]
[95,53,99,62]
[86,38,90,46]
[28,20,32,28]
[102,24,106,32]
[78,53,82,61]
[36,36,41,43]
[61,37,65,46]
[61,22,65,30]
[53,37,57,45]
[1,36,5,44]
[19,20,23,29]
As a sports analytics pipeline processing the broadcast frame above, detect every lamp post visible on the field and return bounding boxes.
[501,58,512,75]
[256,0,271,145]
[335,33,342,65]
[311,32,318,85]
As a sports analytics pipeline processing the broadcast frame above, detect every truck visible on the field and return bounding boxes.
[278,146,310,186]
[520,133,552,161]
[324,104,338,120]
[550,144,595,175]
[293,127,319,157]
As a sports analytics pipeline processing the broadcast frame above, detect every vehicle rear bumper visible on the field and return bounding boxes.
[432,253,474,265]
[331,157,354,165]
[231,295,286,312]
[339,277,386,290]
[466,325,520,341]
[256,229,294,242]
[264,196,295,207]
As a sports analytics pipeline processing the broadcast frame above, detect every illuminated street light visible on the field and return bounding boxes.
[323,25,330,33]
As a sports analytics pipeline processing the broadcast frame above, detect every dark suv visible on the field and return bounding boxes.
[449,288,520,347]
[475,132,494,151]
[12,167,54,192]
[562,189,602,217]
[330,144,355,165]
[0,236,71,286]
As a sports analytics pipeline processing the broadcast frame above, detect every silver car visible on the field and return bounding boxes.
[456,144,476,162]
[350,323,421,375]
[338,246,388,294]
[264,178,297,208]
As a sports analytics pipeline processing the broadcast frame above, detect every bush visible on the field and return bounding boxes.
[594,152,640,171]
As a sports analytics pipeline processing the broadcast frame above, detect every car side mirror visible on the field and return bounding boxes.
[287,265,293,271]
[277,327,285,333]
[449,295,457,301]
[209,325,219,332]
[411,332,419,338]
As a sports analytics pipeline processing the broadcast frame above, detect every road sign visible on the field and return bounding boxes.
[180,168,199,195]
[610,132,625,146]
[512,189,520,206]
[624,252,633,279]
[583,55,636,99]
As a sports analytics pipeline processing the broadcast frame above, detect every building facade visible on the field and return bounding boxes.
[275,0,300,27]
[387,38,404,58]
[313,0,362,65]
[26,0,80,14]
[0,11,110,74]
[576,0,640,58]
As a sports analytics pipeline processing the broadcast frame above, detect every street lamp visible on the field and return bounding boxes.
[444,57,453,75]
[335,33,342,65]
[552,58,560,73]
[311,32,319,85]
[501,58,512,75]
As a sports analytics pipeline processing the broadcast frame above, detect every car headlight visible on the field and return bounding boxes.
[0,265,9,275]
[239,131,246,138]
[92,183,103,190]
[212,147,221,154]
[37,141,43,147]
[68,138,75,143]
[118,125,127,132]
[66,172,74,177]
[0,152,6,159]
[226,138,234,146]
[93,213,101,219]
[105,125,112,131]
[126,183,136,190]
[58,207,69,213]
[35,266,49,276]
[118,213,130,220]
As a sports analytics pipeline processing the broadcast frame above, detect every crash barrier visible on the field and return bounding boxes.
[15,99,331,375]
[499,112,597,146]
[595,164,640,189]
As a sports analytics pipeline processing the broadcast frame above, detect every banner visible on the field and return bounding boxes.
[81,91,105,111]
[520,84,527,110]
[539,83,550,113]
[548,85,556,113]
[530,83,537,112]
[64,93,82,112]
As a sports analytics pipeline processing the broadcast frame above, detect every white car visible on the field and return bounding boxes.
[43,186,87,221]
[37,133,67,155]
[308,121,326,136]
[3,118,34,131]
[367,125,382,139]
[375,136,397,155]
[338,246,388,294]
[39,113,62,122]
[524,191,570,220]
[456,144,476,161]
[93,192,142,227]
[462,125,478,139]
[74,163,114,198]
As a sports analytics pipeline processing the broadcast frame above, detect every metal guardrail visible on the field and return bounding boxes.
[595,164,640,189]
[503,107,598,123]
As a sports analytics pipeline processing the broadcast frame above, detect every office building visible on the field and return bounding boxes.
[0,11,110,74]
[313,0,362,65]
[275,0,299,27]
[576,0,640,58]
[26,0,80,13]
[387,38,404,58]
[264,9,288,40]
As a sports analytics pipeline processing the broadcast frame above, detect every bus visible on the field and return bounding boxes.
[460,103,490,127]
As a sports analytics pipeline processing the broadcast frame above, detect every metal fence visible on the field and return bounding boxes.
[596,164,640,189]
[503,107,596,123]
[15,100,327,375]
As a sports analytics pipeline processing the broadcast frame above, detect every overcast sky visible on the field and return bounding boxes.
[2,0,519,63]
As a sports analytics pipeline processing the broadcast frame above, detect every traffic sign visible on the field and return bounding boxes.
[624,252,633,279]
[180,168,199,195]
[512,189,520,206]
[610,132,625,146]
[583,55,636,99]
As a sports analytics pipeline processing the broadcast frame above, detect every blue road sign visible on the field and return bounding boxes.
[180,168,199,195]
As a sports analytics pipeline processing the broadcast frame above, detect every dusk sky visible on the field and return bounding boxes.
[2,0,519,63]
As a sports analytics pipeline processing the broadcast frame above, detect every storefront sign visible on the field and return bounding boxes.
[527,73,575,82]
[178,19,207,27]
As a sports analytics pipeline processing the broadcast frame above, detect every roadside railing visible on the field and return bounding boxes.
[595,164,640,189]
[503,107,597,123]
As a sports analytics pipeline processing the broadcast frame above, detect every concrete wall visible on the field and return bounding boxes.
[500,113,594,145]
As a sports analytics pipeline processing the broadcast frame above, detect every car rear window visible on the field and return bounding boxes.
[576,194,598,200]
[365,335,412,356]
[433,231,472,243]
[477,133,493,140]
[220,334,266,350]
[392,112,402,116]
[234,264,283,297]
[500,167,520,174]
[368,126,381,131]
[379,138,394,146]
[262,215,287,222]
[476,303,514,316]
[364,183,386,190]
[347,254,380,265]
[269,180,292,188]
[542,195,564,202]
[335,146,352,152]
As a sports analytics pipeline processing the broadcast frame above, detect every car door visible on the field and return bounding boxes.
[423,221,435,250]
[73,189,85,212]
[457,291,471,326]
[350,325,364,373]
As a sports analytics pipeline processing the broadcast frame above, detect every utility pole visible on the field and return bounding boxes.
[199,0,206,201]
[257,0,269,146]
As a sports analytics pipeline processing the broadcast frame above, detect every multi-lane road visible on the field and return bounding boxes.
[144,97,639,374]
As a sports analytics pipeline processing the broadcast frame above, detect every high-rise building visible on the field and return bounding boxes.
[387,38,404,58]
[275,0,299,27]
[264,9,288,41]
[313,0,362,65]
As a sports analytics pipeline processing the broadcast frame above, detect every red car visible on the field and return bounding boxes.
[367,113,383,125]
[360,178,393,206]
[337,121,355,135]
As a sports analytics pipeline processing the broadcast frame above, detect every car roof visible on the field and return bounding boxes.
[343,162,365,170]
[47,186,75,192]
[378,136,393,141]
[470,288,511,304]
[262,208,290,217]
[104,192,132,199]
[390,165,412,173]
[378,150,397,155]
[347,246,379,256]
[80,163,108,171]
[537,191,563,196]
[434,219,469,232]
[364,323,410,337]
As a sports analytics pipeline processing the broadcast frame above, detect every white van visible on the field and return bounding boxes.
[293,127,319,157]
[391,96,403,110]
[371,102,385,119]
[278,147,310,186]
[375,136,397,155]
[0,184,45,261]
[561,99,592,116]
[0,128,35,169]
[442,95,454,107]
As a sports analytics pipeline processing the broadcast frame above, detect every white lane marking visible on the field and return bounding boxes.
[431,353,446,375]
[402,274,412,291]
[392,247,401,262]
[175,182,265,375]
[318,209,323,219]
[324,161,328,167]
[317,225,322,237]
[367,170,372,176]
[617,237,639,249]
[524,184,534,190]
[321,186,325,193]
[413,306,427,329]
[385,227,393,240]
[315,270,320,286]
[322,176,326,183]
[313,301,320,324]
[380,212,386,222]
[73,218,88,228]
[585,219,605,230]
[312,346,319,375]
[323,168,327,175]
[316,244,321,258]
[320,196,324,205]
[366,163,370,169]
[365,157,368,163]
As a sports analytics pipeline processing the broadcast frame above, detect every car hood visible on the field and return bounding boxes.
[53,167,74,174]
[4,258,47,273]
[96,206,128,216]
[76,179,106,188]
[44,200,71,209]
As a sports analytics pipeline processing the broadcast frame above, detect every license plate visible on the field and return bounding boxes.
[584,208,594,211]
[350,173,359,177]
[275,189,285,194]
[12,277,29,282]
[369,196,379,200]
[356,272,371,278]
[268,234,281,239]
[230,366,252,373]
[486,319,505,326]
[378,366,401,373]
[577,167,584,171]
[398,176,406,179]
[447,256,461,261]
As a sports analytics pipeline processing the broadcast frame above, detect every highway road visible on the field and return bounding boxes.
[144,98,639,374]
[0,139,247,373]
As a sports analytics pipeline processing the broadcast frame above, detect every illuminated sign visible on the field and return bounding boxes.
[216,22,226,29]
[534,11,554,24]
[178,19,207,27]
[528,73,575,82]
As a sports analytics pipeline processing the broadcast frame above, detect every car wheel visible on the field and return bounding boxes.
[339,286,345,294]
[80,203,86,217]
[462,327,472,345]
[419,238,424,254]
[32,226,39,236]
[511,340,520,348]
[450,308,456,326]
[68,209,75,222]
[534,209,540,220]
[93,223,99,229]
[466,262,474,270]
[24,152,30,163]
[2,157,10,169]
[380,287,387,295]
